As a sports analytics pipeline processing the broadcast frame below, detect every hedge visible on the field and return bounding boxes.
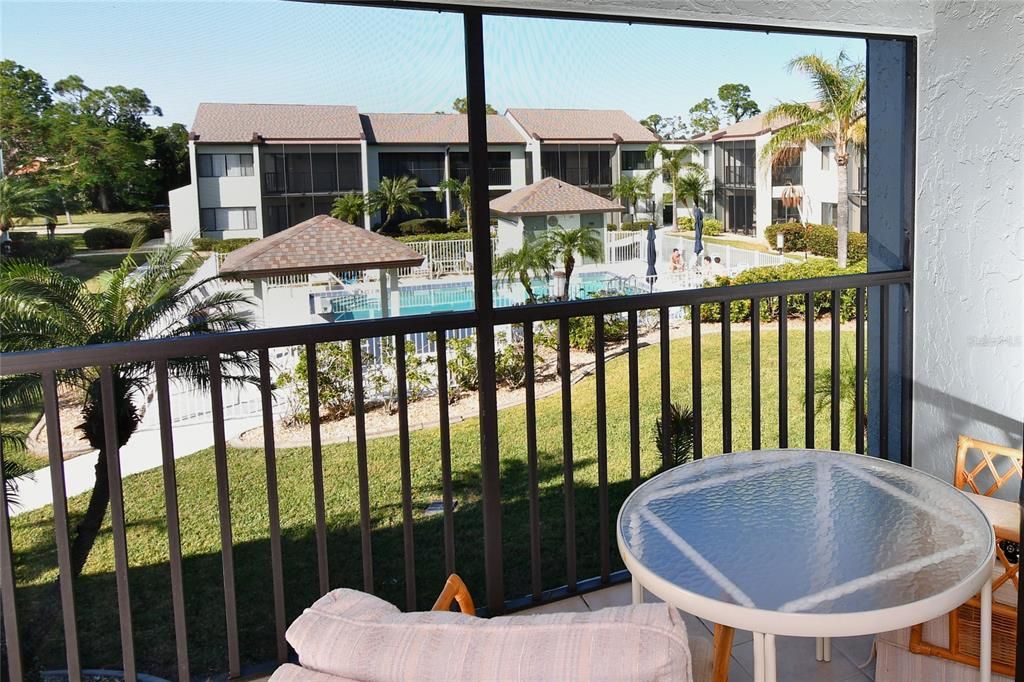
[699,258,868,324]
[192,237,258,254]
[111,213,169,241]
[2,237,75,265]
[764,222,867,263]
[677,215,723,236]
[616,220,655,232]
[396,231,471,243]
[83,227,136,250]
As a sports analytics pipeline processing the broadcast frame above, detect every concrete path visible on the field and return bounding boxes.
[8,398,262,517]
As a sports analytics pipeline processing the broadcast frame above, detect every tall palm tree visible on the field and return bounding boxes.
[543,226,603,300]
[494,239,552,304]
[0,243,256,588]
[330,192,365,225]
[645,142,701,229]
[760,52,866,267]
[675,167,711,217]
[0,177,50,236]
[367,176,423,232]
[436,177,472,228]
[611,175,643,222]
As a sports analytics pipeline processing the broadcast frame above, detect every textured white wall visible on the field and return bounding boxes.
[428,0,1024,472]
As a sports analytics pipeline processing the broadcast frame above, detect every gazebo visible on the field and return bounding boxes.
[489,177,624,254]
[218,214,424,320]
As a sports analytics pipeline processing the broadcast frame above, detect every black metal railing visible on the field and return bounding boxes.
[452,166,512,185]
[0,270,912,679]
[263,171,362,195]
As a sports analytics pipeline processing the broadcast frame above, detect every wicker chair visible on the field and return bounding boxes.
[904,435,1022,677]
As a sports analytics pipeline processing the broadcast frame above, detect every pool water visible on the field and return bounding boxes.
[329,272,641,321]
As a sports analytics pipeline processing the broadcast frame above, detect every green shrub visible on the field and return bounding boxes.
[677,216,723,236]
[83,227,135,250]
[699,259,868,323]
[278,341,354,424]
[395,231,471,243]
[396,218,450,236]
[448,211,466,230]
[4,238,75,265]
[494,332,533,388]
[111,213,169,241]
[192,237,257,253]
[447,336,478,395]
[765,222,868,263]
[619,221,654,232]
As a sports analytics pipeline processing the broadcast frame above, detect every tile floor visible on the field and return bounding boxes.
[520,581,877,682]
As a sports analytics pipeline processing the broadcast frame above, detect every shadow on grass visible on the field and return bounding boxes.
[14,457,635,680]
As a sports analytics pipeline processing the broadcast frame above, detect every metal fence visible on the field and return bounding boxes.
[0,269,912,680]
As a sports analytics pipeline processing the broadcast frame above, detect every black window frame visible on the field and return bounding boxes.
[621,150,652,171]
[197,153,254,178]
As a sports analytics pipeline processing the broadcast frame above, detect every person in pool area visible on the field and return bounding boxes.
[670,248,683,272]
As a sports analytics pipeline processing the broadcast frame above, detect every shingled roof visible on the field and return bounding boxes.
[506,108,658,144]
[361,113,524,144]
[219,215,424,278]
[490,177,624,217]
[191,103,364,143]
[689,102,822,142]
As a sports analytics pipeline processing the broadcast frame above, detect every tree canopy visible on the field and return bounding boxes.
[717,83,761,123]
[0,60,187,211]
[450,97,498,115]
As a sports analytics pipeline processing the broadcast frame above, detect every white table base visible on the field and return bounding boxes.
[632,578,994,682]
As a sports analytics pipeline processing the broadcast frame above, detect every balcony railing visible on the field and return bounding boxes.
[0,270,913,679]
[264,171,362,194]
[541,167,612,186]
[378,167,445,188]
[720,166,755,187]
[452,166,512,185]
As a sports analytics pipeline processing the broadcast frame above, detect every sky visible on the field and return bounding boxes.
[1,1,866,128]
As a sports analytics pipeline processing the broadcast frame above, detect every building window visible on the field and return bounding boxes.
[621,150,652,171]
[771,148,803,186]
[821,144,834,171]
[821,202,837,226]
[771,198,801,224]
[200,206,258,231]
[198,153,254,178]
[716,140,755,187]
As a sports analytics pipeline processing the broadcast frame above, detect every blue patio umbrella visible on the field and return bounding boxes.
[645,222,658,286]
[693,206,705,257]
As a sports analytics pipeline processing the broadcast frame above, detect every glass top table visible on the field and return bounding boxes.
[616,450,995,682]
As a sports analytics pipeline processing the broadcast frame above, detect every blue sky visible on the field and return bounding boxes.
[1,1,865,128]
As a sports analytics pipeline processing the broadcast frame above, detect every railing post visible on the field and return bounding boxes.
[464,8,504,615]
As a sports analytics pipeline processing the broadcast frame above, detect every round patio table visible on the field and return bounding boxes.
[616,449,995,682]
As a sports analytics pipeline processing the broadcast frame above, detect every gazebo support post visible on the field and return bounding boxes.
[378,269,390,318]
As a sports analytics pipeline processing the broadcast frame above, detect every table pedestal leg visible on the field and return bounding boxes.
[764,634,777,682]
[753,633,764,682]
[816,637,823,661]
[631,579,643,605]
[980,578,991,682]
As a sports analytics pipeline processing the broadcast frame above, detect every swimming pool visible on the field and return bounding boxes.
[324,272,643,321]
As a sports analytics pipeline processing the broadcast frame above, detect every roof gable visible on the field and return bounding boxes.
[361,113,524,144]
[191,103,364,143]
[506,108,658,144]
[489,177,624,217]
[219,215,424,278]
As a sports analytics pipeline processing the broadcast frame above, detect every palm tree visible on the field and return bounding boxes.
[812,347,864,442]
[760,52,866,267]
[494,239,552,304]
[675,166,711,217]
[645,142,701,229]
[0,177,50,237]
[543,226,603,300]
[367,176,423,232]
[330,192,365,225]
[0,243,256,588]
[654,402,695,469]
[611,176,643,222]
[436,177,472,228]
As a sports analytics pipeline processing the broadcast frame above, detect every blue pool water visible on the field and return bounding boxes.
[323,272,641,321]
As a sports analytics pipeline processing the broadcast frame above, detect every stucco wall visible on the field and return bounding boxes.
[433,0,1024,475]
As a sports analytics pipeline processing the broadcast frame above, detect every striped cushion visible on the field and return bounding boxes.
[286,589,694,681]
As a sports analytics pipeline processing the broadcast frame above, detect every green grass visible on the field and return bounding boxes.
[23,211,150,229]
[59,253,151,292]
[10,327,855,677]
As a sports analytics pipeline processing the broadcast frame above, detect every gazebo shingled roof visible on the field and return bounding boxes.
[489,177,624,217]
[218,214,425,279]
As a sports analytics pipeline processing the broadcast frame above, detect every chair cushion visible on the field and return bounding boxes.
[286,589,694,682]
[965,492,1020,543]
[270,663,359,682]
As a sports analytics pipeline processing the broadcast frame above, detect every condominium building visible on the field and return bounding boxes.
[169,102,861,243]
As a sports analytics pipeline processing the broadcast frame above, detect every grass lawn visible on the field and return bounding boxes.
[59,252,151,293]
[10,327,857,677]
[23,211,150,229]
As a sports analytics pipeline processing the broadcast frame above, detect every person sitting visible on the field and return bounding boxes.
[670,248,683,272]
[712,256,727,276]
